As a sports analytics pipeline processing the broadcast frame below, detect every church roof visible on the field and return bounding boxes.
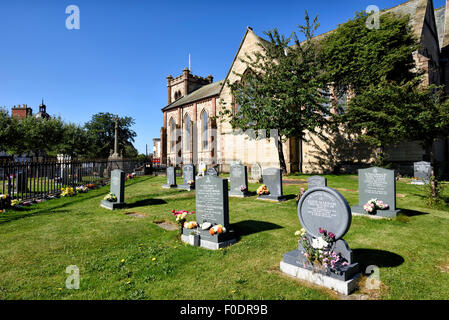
[162,80,224,111]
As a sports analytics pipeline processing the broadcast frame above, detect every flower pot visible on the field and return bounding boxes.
[189,234,200,246]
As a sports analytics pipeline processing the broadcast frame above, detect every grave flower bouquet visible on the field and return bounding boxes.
[61,187,75,197]
[187,180,195,186]
[104,193,117,202]
[11,199,22,207]
[363,198,389,214]
[76,185,88,193]
[296,228,349,274]
[172,209,195,237]
[0,194,10,210]
[256,184,269,195]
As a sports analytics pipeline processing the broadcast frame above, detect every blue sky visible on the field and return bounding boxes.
[0,0,446,154]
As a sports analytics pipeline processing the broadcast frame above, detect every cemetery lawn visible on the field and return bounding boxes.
[1,175,449,300]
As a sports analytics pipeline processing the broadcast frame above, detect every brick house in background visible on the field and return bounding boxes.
[11,100,50,120]
[160,0,449,175]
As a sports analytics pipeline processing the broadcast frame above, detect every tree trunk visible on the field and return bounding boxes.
[277,139,287,174]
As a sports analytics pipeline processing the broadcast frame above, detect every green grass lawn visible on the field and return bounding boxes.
[0,174,448,300]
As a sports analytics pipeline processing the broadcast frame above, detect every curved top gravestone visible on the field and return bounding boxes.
[251,163,262,181]
[298,187,351,240]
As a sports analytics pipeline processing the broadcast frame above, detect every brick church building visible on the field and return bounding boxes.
[160,0,449,174]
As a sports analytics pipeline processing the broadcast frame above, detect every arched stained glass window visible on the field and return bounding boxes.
[185,114,191,152]
[202,111,208,150]
[169,118,175,152]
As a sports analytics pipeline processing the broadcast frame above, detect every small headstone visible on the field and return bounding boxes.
[250,162,263,182]
[181,175,236,250]
[308,176,327,189]
[206,167,218,176]
[198,161,207,176]
[257,168,286,202]
[162,166,177,188]
[229,163,249,198]
[411,161,431,185]
[351,167,401,218]
[178,164,195,191]
[280,187,360,295]
[100,169,126,210]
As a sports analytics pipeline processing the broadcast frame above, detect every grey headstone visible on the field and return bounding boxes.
[308,176,327,189]
[298,187,352,240]
[229,164,248,197]
[110,169,125,203]
[195,175,229,228]
[413,161,431,185]
[182,164,195,184]
[101,169,126,210]
[258,168,286,201]
[250,163,262,182]
[281,186,359,288]
[178,164,195,190]
[351,167,400,218]
[162,166,177,188]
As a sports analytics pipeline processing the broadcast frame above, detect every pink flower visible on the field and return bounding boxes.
[328,232,335,239]
[319,228,325,234]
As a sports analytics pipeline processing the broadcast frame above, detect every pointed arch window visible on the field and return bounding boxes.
[202,110,208,150]
[169,118,175,152]
[184,114,191,152]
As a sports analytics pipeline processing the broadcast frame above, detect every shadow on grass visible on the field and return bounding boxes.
[126,198,167,208]
[353,248,404,270]
[232,219,283,238]
[399,209,429,217]
[0,186,112,225]
[284,194,297,201]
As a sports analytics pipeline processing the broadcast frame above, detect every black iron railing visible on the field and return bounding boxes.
[0,158,149,203]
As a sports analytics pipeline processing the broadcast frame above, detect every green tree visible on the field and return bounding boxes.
[320,11,423,165]
[219,12,330,173]
[56,123,93,158]
[0,108,20,154]
[403,86,449,198]
[320,11,420,98]
[84,112,137,158]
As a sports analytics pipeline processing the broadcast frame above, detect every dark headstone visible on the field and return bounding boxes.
[181,175,236,249]
[229,164,249,197]
[162,166,177,188]
[351,167,401,218]
[308,176,327,189]
[206,167,218,176]
[281,187,360,295]
[412,161,431,185]
[100,169,126,210]
[258,168,286,201]
[178,164,195,191]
